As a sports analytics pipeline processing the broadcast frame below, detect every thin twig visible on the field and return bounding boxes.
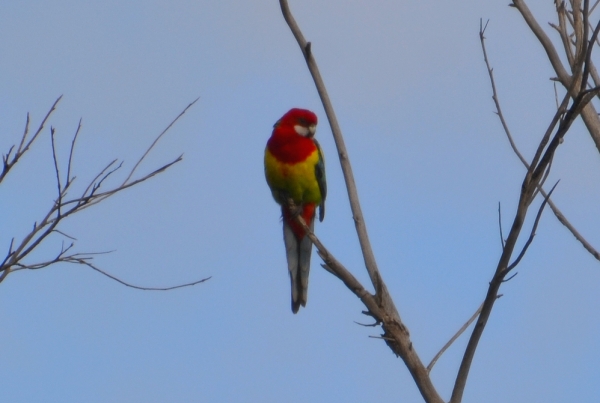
[123,97,198,186]
[427,301,485,373]
[498,202,505,249]
[506,181,559,273]
[70,259,211,291]
[74,98,196,212]
[0,239,15,268]
[0,96,62,184]
[354,320,379,327]
[50,127,63,214]
[368,335,395,341]
[480,19,529,168]
[19,96,63,156]
[555,0,576,67]
[52,229,77,241]
[66,156,181,211]
[67,118,82,184]
[81,159,118,197]
[16,113,30,159]
[547,197,600,259]
[502,272,519,282]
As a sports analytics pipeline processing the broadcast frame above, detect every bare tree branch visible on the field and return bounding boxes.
[0,98,208,292]
[66,118,82,184]
[547,197,600,259]
[69,99,197,214]
[554,1,576,68]
[511,1,571,82]
[283,197,443,403]
[506,181,559,273]
[427,301,487,373]
[451,8,600,401]
[50,126,63,215]
[481,19,600,263]
[9,248,211,290]
[513,0,600,153]
[480,19,530,168]
[498,202,505,249]
[123,97,199,186]
[69,259,211,291]
[1,96,62,185]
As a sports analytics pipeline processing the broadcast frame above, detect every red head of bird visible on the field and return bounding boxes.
[274,108,318,138]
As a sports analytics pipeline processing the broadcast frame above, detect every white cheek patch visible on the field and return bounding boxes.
[294,125,310,137]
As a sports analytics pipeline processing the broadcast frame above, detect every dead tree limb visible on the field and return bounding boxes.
[512,0,600,153]
[0,97,208,291]
[450,6,600,401]
[480,19,600,262]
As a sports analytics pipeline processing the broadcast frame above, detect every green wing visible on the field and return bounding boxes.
[314,139,327,222]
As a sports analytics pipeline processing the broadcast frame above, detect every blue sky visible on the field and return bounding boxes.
[1,1,599,402]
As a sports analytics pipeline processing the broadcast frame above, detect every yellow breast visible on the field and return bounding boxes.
[264,148,323,205]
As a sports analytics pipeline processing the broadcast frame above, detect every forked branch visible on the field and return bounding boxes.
[450,8,600,402]
[512,0,600,153]
[427,301,486,373]
[481,19,600,263]
[1,96,62,185]
[0,98,208,292]
[283,197,442,403]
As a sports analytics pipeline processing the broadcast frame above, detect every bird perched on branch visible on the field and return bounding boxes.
[264,108,326,313]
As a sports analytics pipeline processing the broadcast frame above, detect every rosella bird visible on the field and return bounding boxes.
[264,108,326,313]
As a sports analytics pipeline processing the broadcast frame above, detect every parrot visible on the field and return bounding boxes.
[264,108,326,313]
